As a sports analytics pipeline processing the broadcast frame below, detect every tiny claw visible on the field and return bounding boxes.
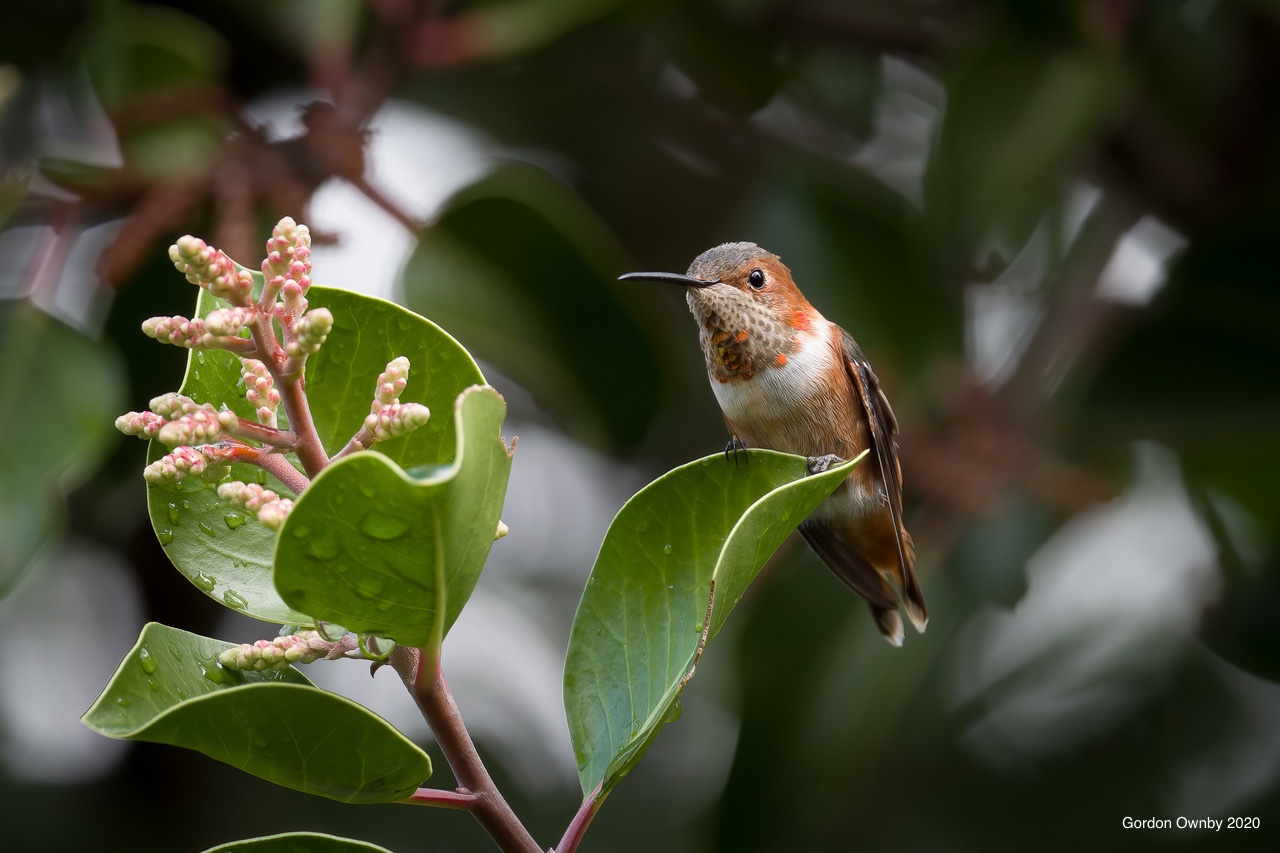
[724,435,749,466]
[806,454,844,475]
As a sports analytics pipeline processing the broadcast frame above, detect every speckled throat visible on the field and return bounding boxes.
[687,286,798,382]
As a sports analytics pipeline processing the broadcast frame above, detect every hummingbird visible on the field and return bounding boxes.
[620,242,927,645]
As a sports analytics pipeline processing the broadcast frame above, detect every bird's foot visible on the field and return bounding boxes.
[806,454,844,475]
[724,436,749,466]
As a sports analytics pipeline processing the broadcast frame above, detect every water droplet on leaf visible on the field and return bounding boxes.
[166,503,180,524]
[138,646,157,674]
[663,544,673,556]
[355,576,384,597]
[223,513,246,530]
[201,662,235,686]
[308,536,340,560]
[316,621,348,642]
[360,513,408,540]
[198,521,215,536]
[115,697,129,708]
[358,633,396,660]
[222,589,249,610]
[192,572,216,592]
[157,529,174,545]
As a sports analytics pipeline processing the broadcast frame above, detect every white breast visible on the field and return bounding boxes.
[708,324,838,438]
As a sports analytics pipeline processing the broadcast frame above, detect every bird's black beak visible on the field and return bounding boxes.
[618,271,717,288]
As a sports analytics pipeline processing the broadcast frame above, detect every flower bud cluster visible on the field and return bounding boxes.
[241,359,280,427]
[157,409,224,447]
[144,445,228,483]
[375,357,410,406]
[218,480,295,530]
[344,357,432,447]
[142,314,210,348]
[149,392,203,419]
[205,305,257,336]
[285,307,333,358]
[364,402,431,442]
[169,235,255,306]
[115,410,167,439]
[261,217,312,310]
[217,631,332,671]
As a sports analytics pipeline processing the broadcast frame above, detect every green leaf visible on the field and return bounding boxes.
[145,284,484,625]
[203,833,394,853]
[563,450,858,799]
[0,301,125,595]
[274,386,514,649]
[82,623,431,804]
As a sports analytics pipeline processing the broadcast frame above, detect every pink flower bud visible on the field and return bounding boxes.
[363,401,430,442]
[144,445,208,482]
[149,393,200,418]
[285,307,332,358]
[170,236,252,307]
[256,499,294,530]
[157,410,223,447]
[373,356,411,408]
[115,410,167,439]
[205,305,256,336]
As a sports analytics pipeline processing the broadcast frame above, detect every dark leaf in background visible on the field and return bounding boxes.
[0,301,125,594]
[402,161,665,449]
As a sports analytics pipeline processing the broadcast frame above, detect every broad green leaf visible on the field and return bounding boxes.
[203,833,393,853]
[145,283,484,625]
[83,623,431,804]
[563,450,857,799]
[274,386,514,649]
[0,300,125,595]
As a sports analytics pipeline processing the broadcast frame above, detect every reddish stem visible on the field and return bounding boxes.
[555,784,604,853]
[220,443,311,495]
[225,417,298,449]
[401,787,479,809]
[246,312,330,476]
[392,647,541,853]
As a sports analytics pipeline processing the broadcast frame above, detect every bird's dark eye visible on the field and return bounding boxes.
[748,268,765,289]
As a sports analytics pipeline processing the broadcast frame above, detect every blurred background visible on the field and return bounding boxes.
[2,0,1279,850]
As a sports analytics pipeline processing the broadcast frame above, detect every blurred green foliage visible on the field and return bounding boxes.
[2,0,1278,851]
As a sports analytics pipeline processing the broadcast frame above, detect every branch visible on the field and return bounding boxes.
[220,443,312,495]
[256,453,312,496]
[246,311,330,476]
[392,647,541,853]
[401,787,480,810]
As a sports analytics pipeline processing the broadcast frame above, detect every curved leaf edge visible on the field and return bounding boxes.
[272,384,513,643]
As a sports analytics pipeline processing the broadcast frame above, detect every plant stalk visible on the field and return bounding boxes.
[397,647,541,853]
